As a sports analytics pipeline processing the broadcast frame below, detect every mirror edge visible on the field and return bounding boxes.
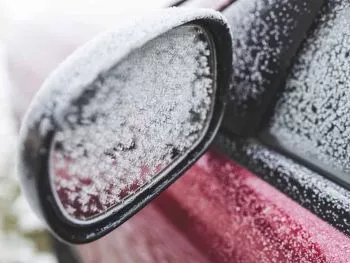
[17,8,233,244]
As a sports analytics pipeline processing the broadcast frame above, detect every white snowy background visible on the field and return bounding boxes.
[0,0,173,262]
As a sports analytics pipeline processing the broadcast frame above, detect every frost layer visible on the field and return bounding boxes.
[222,0,321,135]
[265,1,350,185]
[50,25,215,221]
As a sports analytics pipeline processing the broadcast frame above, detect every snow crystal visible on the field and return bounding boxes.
[216,134,350,236]
[224,0,313,105]
[264,1,350,186]
[50,25,214,221]
[18,8,226,222]
[222,0,322,133]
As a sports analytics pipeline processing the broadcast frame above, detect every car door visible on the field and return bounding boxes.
[76,0,350,262]
[5,0,350,262]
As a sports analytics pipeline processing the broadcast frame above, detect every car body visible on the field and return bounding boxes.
[5,0,350,262]
[77,1,350,262]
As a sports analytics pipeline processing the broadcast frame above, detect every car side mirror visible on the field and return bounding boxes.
[18,8,232,244]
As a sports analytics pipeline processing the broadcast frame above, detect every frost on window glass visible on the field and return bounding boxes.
[222,0,321,134]
[49,25,215,221]
[264,1,350,185]
[223,0,320,108]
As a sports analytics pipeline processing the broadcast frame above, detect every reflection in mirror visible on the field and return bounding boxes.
[49,25,216,222]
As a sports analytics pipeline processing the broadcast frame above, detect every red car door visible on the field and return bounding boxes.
[75,1,350,262]
[6,0,350,262]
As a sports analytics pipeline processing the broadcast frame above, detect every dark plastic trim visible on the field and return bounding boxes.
[216,131,350,237]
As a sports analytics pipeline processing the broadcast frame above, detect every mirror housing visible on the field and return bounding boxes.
[18,8,232,244]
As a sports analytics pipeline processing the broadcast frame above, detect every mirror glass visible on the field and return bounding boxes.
[49,24,217,222]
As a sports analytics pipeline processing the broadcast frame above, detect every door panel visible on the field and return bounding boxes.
[77,151,350,263]
[78,204,212,263]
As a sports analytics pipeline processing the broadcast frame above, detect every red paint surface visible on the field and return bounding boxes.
[78,151,350,262]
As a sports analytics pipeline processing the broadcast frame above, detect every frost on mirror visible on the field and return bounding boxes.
[49,25,216,221]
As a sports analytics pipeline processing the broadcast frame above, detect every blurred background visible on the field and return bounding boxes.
[0,0,177,262]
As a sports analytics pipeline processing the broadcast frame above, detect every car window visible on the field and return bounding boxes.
[261,1,350,190]
[222,0,323,135]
